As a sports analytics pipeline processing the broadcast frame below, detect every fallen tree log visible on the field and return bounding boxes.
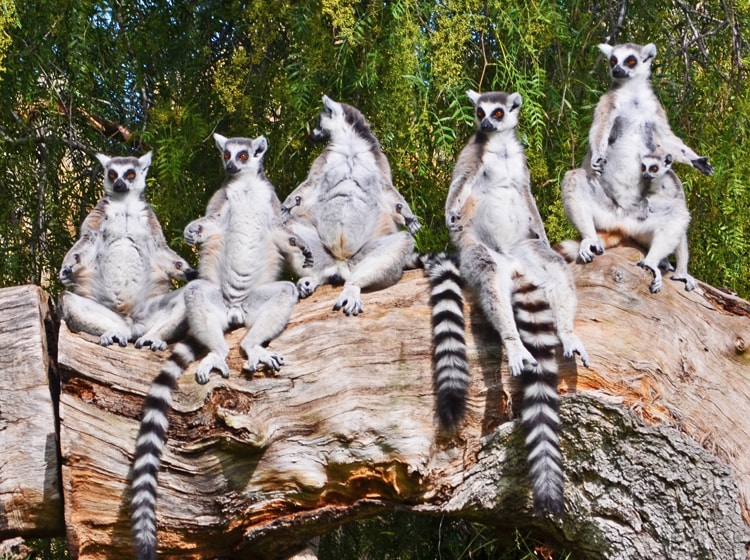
[0,285,63,540]
[40,246,750,558]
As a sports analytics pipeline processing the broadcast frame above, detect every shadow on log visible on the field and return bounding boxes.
[48,246,750,559]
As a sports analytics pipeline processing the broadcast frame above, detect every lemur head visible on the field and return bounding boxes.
[213,133,267,176]
[95,152,151,198]
[466,90,523,134]
[598,42,657,83]
[641,151,674,180]
[310,95,377,146]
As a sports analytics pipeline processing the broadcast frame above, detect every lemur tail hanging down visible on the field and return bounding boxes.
[130,134,310,560]
[422,252,470,428]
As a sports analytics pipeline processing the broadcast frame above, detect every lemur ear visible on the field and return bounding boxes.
[213,133,228,152]
[665,153,673,165]
[641,43,657,62]
[466,90,481,107]
[509,92,523,112]
[139,151,152,170]
[598,43,613,58]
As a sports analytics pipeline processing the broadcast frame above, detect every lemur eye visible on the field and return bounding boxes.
[493,108,504,119]
[125,169,136,180]
[108,170,117,181]
[476,108,485,119]
[223,150,231,161]
[609,56,617,67]
[641,164,647,172]
[625,55,637,68]
[649,165,659,173]
[238,151,249,161]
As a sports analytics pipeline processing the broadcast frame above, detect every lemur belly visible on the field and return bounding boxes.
[469,185,531,251]
[314,179,379,260]
[97,238,149,314]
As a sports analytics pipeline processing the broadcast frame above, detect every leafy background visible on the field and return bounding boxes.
[0,0,747,296]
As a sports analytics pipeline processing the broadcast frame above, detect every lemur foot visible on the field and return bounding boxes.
[100,331,129,347]
[134,336,168,352]
[671,273,697,291]
[505,340,538,377]
[578,237,604,263]
[195,352,230,384]
[334,284,363,316]
[559,333,590,368]
[637,260,662,293]
[243,347,284,373]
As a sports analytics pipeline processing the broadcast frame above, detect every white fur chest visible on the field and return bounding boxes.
[321,143,381,197]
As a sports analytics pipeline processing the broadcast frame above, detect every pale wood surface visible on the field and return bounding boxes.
[0,285,63,538]
[48,247,750,558]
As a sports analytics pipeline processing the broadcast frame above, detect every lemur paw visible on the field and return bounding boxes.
[297,277,318,298]
[671,273,697,292]
[591,156,607,174]
[334,285,363,316]
[692,157,714,176]
[100,331,129,347]
[195,352,230,384]
[184,223,203,245]
[243,347,284,373]
[637,260,662,293]
[59,264,75,284]
[658,258,675,273]
[505,342,538,377]
[447,212,463,232]
[578,237,604,263]
[405,217,422,236]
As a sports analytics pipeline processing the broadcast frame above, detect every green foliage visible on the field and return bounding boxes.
[319,512,571,559]
[2,0,748,296]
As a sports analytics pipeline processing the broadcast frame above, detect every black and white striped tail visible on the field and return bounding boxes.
[422,253,470,428]
[131,341,198,560]
[512,279,564,516]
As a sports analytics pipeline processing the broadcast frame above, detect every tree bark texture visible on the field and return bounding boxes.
[0,285,63,538]
[6,246,750,558]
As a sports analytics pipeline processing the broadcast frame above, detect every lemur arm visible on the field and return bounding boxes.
[59,201,107,284]
[588,93,618,173]
[280,150,331,220]
[184,188,228,246]
[144,207,196,281]
[652,106,713,176]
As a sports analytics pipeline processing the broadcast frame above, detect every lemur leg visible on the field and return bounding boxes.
[237,281,298,373]
[460,243,537,377]
[561,169,606,263]
[334,231,414,316]
[669,233,697,291]
[134,290,188,351]
[183,280,232,384]
[284,221,336,298]
[60,291,133,347]
[636,211,690,293]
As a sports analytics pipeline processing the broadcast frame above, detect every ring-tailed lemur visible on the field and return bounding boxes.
[561,41,712,264]
[59,152,195,351]
[280,95,420,316]
[446,90,589,515]
[131,134,309,560]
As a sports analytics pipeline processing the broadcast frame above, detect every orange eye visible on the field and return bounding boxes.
[125,170,136,180]
[625,55,637,68]
[477,108,485,119]
[641,164,647,172]
[493,108,504,119]
[108,170,117,180]
[649,165,659,173]
[238,151,249,161]
[223,151,231,161]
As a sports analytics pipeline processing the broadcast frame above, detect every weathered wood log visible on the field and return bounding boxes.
[0,285,63,538]
[49,246,750,558]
